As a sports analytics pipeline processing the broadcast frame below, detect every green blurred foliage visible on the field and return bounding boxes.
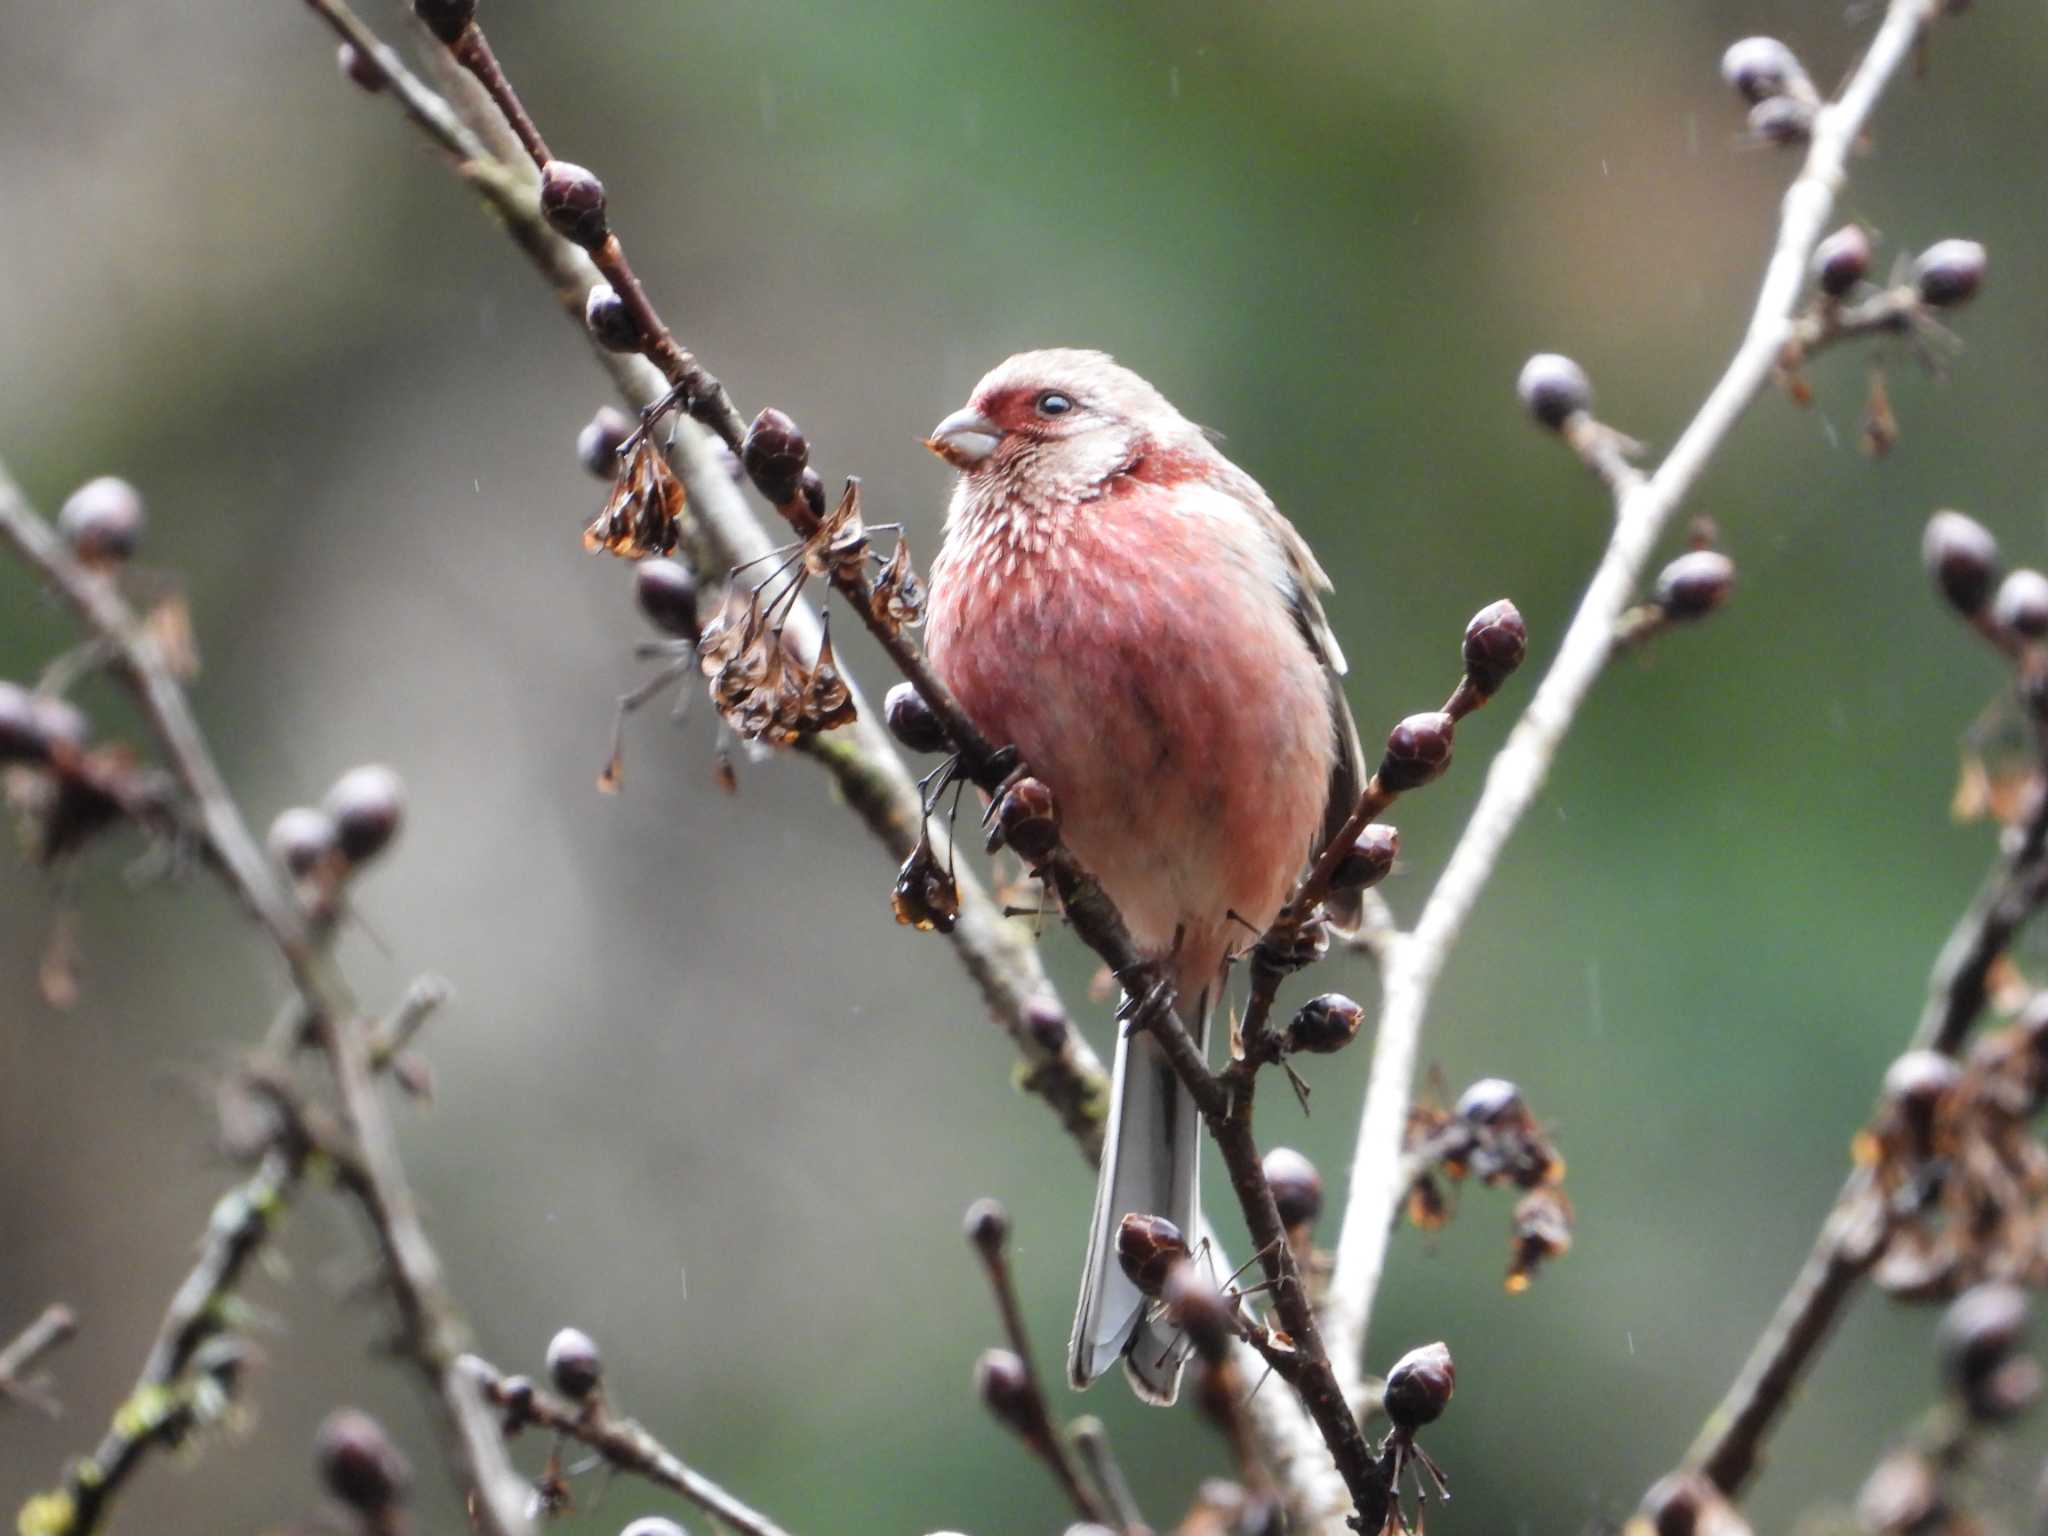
[3,3,2048,1534]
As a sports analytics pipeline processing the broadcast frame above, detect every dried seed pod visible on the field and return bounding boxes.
[1914,239,1987,309]
[1923,511,2000,617]
[1995,569,2048,639]
[1330,824,1398,893]
[635,559,701,642]
[1462,599,1527,695]
[963,1197,1009,1255]
[1115,1212,1189,1297]
[1655,550,1736,621]
[323,765,405,866]
[545,1326,603,1402]
[1263,1147,1324,1231]
[577,406,635,477]
[584,283,642,353]
[314,1408,412,1514]
[1378,713,1454,793]
[802,620,857,732]
[741,409,809,507]
[58,477,145,566]
[1285,993,1364,1056]
[1507,1185,1573,1292]
[268,805,339,879]
[695,587,757,677]
[1720,37,1807,104]
[885,682,950,754]
[873,538,928,630]
[1381,1340,1454,1430]
[989,776,1060,862]
[539,160,609,250]
[891,834,959,933]
[806,479,869,577]
[1813,225,1872,299]
[1516,353,1592,431]
[974,1348,1039,1439]
[587,438,686,559]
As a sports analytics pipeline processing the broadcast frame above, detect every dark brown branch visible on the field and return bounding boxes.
[462,1356,795,1536]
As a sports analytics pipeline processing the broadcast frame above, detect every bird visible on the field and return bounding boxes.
[923,349,1362,1402]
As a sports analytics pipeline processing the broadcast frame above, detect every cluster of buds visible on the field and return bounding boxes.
[1720,36,1820,148]
[1404,1077,1573,1291]
[1856,1005,2048,1299]
[313,1408,413,1535]
[267,764,406,921]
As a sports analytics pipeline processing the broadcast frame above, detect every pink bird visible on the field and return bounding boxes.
[924,350,1362,1402]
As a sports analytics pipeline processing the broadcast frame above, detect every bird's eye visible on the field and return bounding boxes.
[1035,391,1074,417]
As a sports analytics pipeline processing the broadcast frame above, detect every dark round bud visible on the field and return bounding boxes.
[798,467,828,522]
[1748,96,1813,147]
[58,477,145,566]
[1378,712,1454,793]
[1516,353,1592,432]
[1455,1077,1524,1126]
[1995,569,2048,639]
[539,160,609,250]
[497,1373,536,1430]
[1641,1472,1715,1536]
[1720,36,1805,104]
[974,1348,1037,1437]
[546,1326,603,1401]
[739,409,809,506]
[635,559,700,641]
[1655,550,1736,622]
[884,683,950,754]
[412,0,477,44]
[584,283,642,354]
[1331,824,1399,894]
[620,1521,688,1536]
[963,1197,1009,1255]
[1161,1262,1236,1360]
[1939,1283,2035,1419]
[1462,599,1527,695]
[313,1407,412,1513]
[1263,1147,1324,1230]
[322,765,405,866]
[1813,225,1871,299]
[1115,1212,1189,1297]
[990,777,1061,862]
[1914,240,1987,309]
[1923,511,2000,617]
[337,41,386,92]
[1286,993,1365,1056]
[268,806,338,879]
[577,406,635,477]
[1884,1049,1961,1107]
[0,682,87,765]
[1381,1340,1454,1431]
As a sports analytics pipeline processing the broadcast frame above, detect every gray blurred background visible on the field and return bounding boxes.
[4,3,2048,1532]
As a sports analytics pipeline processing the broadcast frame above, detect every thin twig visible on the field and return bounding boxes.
[1294,0,1943,1524]
[0,1305,78,1418]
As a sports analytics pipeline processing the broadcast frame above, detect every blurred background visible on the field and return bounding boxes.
[4,2,2048,1532]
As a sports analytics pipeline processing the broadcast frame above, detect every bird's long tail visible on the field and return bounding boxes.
[1068,982,1211,1404]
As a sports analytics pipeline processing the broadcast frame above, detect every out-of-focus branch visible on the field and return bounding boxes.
[0,464,531,1536]
[462,1356,794,1536]
[0,1306,77,1418]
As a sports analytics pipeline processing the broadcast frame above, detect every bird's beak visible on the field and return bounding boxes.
[925,407,1001,470]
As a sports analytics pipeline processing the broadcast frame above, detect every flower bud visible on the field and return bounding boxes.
[314,1407,412,1513]
[584,283,642,353]
[1263,1147,1324,1230]
[337,41,386,92]
[963,1196,1009,1255]
[1923,511,1999,616]
[1720,37,1806,104]
[1884,1049,1960,1153]
[884,683,949,754]
[540,160,609,249]
[799,467,828,522]
[1813,225,1871,299]
[1914,240,1986,309]
[989,776,1060,862]
[1286,993,1365,1056]
[620,1521,688,1536]
[1748,96,1813,147]
[1331,824,1398,894]
[578,406,635,477]
[974,1348,1038,1438]
[1381,1340,1454,1430]
[545,1325,602,1401]
[1455,1077,1523,1126]
[58,477,145,566]
[1655,550,1736,622]
[1938,1282,2037,1420]
[1516,353,1592,432]
[496,1374,536,1432]
[1462,599,1527,695]
[322,765,405,866]
[741,408,809,506]
[412,0,476,44]
[268,806,338,879]
[1115,1212,1189,1297]
[1379,712,1454,793]
[1995,569,2048,639]
[635,558,700,642]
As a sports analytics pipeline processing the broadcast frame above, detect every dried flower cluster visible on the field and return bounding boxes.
[1403,1077,1572,1292]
